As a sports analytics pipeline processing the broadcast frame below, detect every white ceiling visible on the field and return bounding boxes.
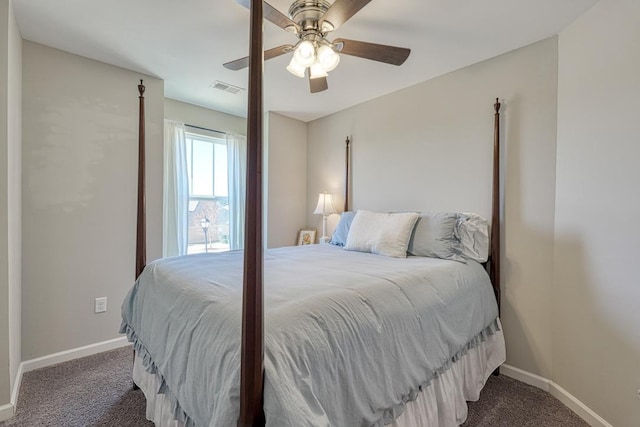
[13,0,598,122]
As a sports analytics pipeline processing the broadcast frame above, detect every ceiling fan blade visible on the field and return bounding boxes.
[320,0,372,31]
[334,38,410,66]
[223,56,250,71]
[309,75,328,93]
[236,0,300,33]
[223,45,293,71]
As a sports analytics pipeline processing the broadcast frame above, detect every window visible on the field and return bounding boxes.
[185,132,229,254]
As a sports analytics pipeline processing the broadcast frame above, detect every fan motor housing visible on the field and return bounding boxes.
[288,0,331,31]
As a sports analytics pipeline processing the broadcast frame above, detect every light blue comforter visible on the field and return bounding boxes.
[120,244,499,427]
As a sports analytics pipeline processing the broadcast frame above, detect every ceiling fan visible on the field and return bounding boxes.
[224,0,411,93]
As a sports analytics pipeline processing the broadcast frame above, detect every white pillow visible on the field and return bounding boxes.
[344,210,419,258]
[456,213,490,263]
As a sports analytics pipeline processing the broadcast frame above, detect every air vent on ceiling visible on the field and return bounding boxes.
[210,80,245,95]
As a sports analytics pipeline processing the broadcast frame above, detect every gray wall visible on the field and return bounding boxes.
[0,0,21,411]
[21,41,164,360]
[554,1,640,426]
[308,37,559,379]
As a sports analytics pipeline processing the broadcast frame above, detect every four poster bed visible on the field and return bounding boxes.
[122,3,505,426]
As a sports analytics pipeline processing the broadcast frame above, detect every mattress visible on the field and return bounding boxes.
[121,244,503,426]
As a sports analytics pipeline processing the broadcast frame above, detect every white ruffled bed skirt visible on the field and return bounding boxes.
[133,320,505,427]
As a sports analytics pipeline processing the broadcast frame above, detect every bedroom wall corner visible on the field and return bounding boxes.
[307,37,559,380]
[265,112,308,248]
[164,98,247,135]
[0,0,22,415]
[554,1,640,426]
[306,116,351,236]
[21,41,164,360]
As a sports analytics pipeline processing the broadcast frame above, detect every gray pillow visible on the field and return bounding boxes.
[329,211,356,246]
[407,212,465,262]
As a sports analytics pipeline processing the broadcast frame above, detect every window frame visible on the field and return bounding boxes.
[185,131,228,199]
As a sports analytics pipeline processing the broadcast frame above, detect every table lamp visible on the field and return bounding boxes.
[313,192,337,244]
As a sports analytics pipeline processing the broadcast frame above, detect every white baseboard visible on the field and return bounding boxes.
[10,362,23,407]
[1,337,131,422]
[501,363,550,391]
[21,336,131,373]
[1,362,24,421]
[3,346,615,427]
[0,403,15,422]
[501,364,613,427]
[549,382,614,427]
[0,363,22,421]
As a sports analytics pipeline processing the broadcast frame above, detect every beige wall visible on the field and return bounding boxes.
[164,100,307,248]
[21,41,164,359]
[0,0,21,413]
[6,0,20,404]
[266,112,307,248]
[164,98,246,135]
[554,1,640,426]
[4,2,637,425]
[308,38,559,378]
[0,0,9,408]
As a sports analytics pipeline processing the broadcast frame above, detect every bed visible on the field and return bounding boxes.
[125,2,504,425]
[122,241,504,426]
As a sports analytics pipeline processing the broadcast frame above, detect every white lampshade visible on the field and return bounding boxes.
[309,59,328,79]
[293,40,316,67]
[313,192,336,216]
[286,57,306,78]
[317,44,340,72]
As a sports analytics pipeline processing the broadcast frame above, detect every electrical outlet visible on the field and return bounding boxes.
[94,297,107,313]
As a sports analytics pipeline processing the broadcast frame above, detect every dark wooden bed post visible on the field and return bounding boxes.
[131,80,147,391]
[489,98,501,311]
[136,80,146,279]
[238,0,265,425]
[345,136,351,212]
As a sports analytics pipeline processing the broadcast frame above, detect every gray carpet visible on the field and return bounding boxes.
[1,346,588,426]
[462,374,589,427]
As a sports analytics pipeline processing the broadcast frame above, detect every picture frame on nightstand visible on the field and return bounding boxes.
[296,229,317,246]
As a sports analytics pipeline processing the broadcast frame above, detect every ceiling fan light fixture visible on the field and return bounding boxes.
[317,44,340,72]
[294,40,316,67]
[228,0,411,94]
[286,57,307,78]
[320,21,334,33]
[309,60,328,79]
